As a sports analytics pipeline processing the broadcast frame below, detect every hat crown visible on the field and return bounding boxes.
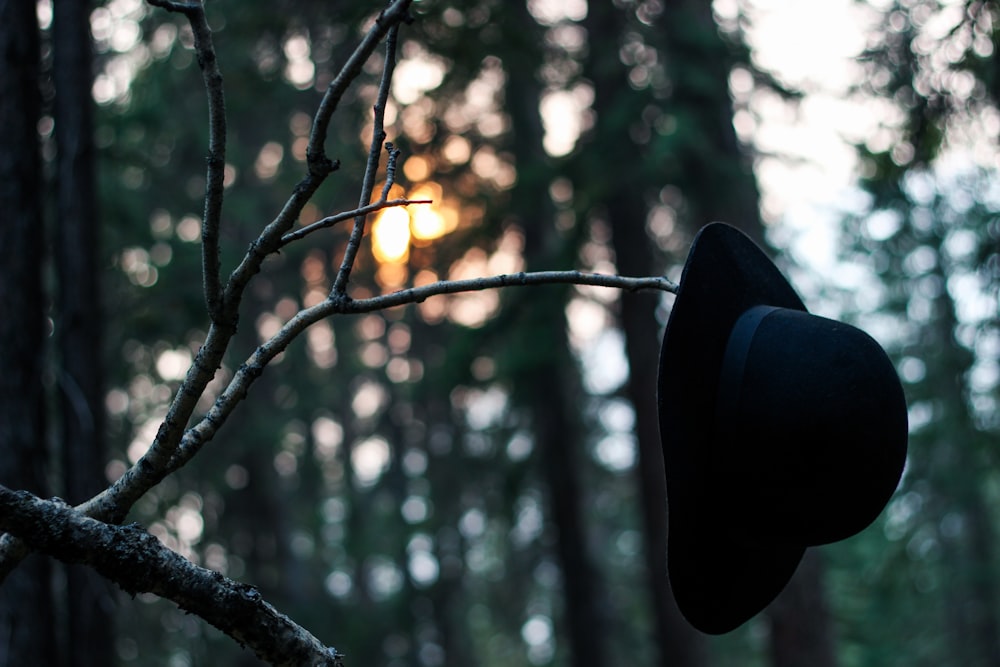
[714,307,908,546]
[658,222,909,635]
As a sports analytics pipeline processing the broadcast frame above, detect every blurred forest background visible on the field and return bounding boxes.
[2,0,1000,665]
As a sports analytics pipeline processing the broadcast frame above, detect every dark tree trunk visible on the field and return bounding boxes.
[0,3,57,664]
[766,550,837,667]
[651,5,838,661]
[608,193,710,667]
[52,1,114,664]
[579,2,716,664]
[928,258,1000,666]
[54,0,103,508]
[502,4,611,663]
[581,2,838,662]
[656,0,765,245]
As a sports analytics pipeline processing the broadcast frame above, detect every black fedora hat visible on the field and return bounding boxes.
[657,222,908,635]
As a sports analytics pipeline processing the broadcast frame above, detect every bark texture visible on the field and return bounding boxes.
[53,0,115,663]
[0,488,344,667]
[0,3,57,664]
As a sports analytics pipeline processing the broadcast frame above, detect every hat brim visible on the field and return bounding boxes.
[658,223,808,634]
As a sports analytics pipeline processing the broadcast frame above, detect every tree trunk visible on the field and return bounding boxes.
[578,2,719,663]
[929,257,1000,666]
[652,5,838,660]
[608,192,710,667]
[0,3,57,664]
[581,2,838,661]
[52,0,115,664]
[766,550,837,667]
[503,4,611,663]
[656,0,765,245]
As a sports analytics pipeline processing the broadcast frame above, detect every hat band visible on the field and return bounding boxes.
[715,305,780,432]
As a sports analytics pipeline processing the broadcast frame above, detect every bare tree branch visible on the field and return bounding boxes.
[279,197,431,247]
[99,0,415,510]
[162,269,677,471]
[308,0,412,167]
[345,271,680,310]
[145,0,200,11]
[146,0,226,322]
[189,6,226,322]
[0,0,417,576]
[0,487,343,667]
[222,0,412,321]
[0,2,676,662]
[332,24,402,295]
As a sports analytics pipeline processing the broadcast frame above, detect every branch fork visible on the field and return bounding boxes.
[0,0,680,663]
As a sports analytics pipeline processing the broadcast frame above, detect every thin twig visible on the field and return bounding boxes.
[380,143,402,200]
[74,322,232,523]
[145,0,226,321]
[332,25,402,295]
[279,197,431,247]
[0,1,418,577]
[78,0,414,521]
[0,487,343,667]
[166,303,331,471]
[308,0,412,167]
[146,0,200,11]
[99,0,415,510]
[222,2,413,315]
[162,269,676,469]
[190,7,227,322]
[345,271,680,311]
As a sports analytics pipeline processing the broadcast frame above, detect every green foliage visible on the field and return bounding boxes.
[834,3,1000,663]
[88,0,987,665]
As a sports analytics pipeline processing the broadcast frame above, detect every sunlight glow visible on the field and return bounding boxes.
[407,534,439,586]
[325,570,353,598]
[442,135,472,164]
[36,0,52,29]
[411,205,446,242]
[370,183,459,269]
[392,46,448,104]
[527,0,587,25]
[402,496,430,524]
[540,84,594,157]
[376,263,409,290]
[371,207,411,263]
[594,434,637,471]
[171,505,204,543]
[521,615,552,646]
[90,0,153,105]
[306,321,337,369]
[408,549,439,586]
[176,215,201,242]
[403,155,434,182]
[120,247,158,287]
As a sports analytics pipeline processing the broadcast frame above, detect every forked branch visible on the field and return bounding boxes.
[333,24,402,294]
[0,1,681,664]
[0,0,417,578]
[165,270,677,471]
